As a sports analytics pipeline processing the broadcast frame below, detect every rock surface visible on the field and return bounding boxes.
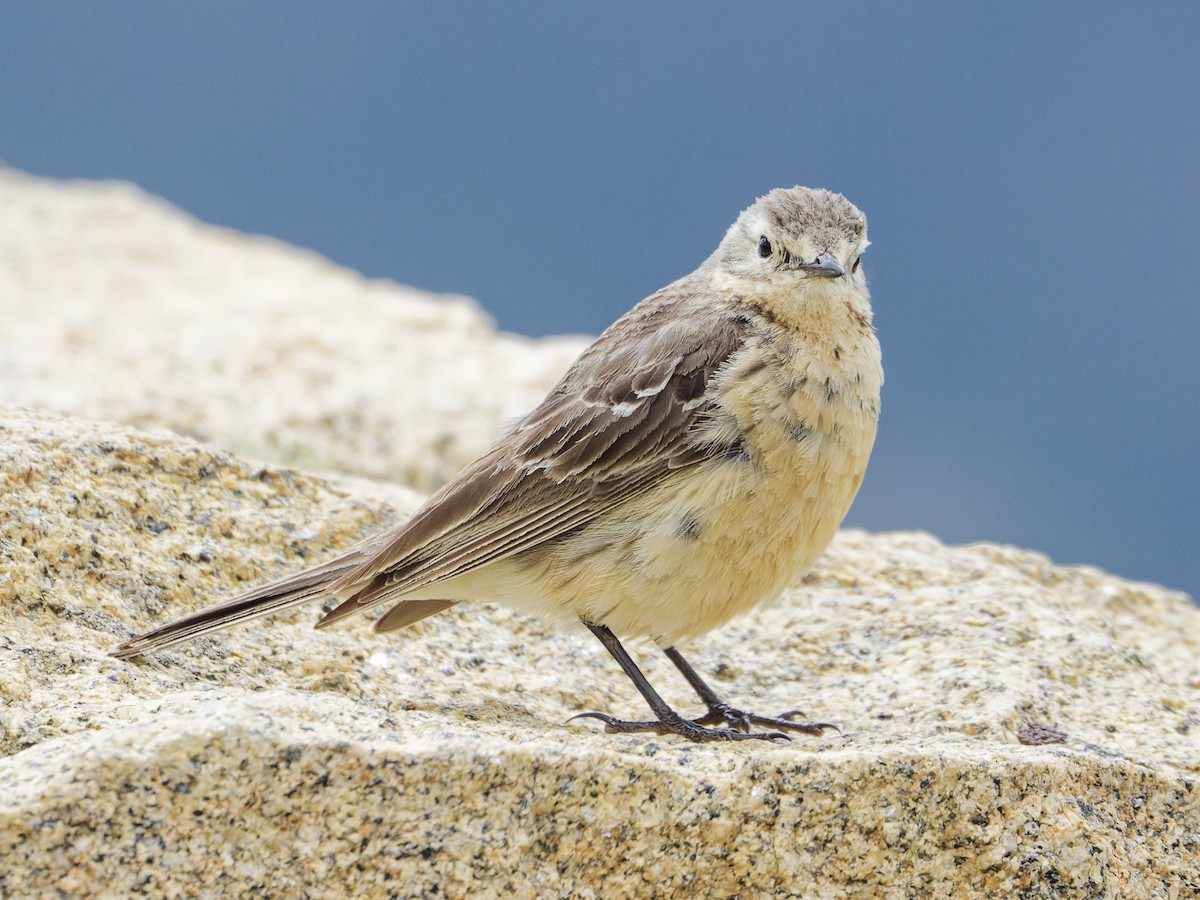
[2,405,1197,898]
[0,166,586,490]
[2,169,1197,896]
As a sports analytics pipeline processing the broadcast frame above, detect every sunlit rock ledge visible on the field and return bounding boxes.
[1,406,1196,897]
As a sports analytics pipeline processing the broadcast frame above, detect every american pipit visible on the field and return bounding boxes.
[114,187,883,743]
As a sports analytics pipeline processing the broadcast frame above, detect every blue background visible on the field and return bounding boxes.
[2,3,1197,599]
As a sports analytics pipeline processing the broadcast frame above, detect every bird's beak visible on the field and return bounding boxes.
[799,251,845,278]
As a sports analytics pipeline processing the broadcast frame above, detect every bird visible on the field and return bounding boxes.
[113,186,883,743]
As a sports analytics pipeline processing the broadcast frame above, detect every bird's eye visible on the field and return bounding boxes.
[851,256,861,274]
[757,236,772,258]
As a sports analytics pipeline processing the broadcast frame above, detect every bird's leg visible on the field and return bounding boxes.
[661,646,837,736]
[569,623,790,742]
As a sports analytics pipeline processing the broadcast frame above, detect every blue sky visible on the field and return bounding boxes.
[2,3,1197,599]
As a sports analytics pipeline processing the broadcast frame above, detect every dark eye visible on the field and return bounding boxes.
[851,256,861,273]
[757,235,772,258]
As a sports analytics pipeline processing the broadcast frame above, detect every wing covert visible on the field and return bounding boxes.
[320,291,751,622]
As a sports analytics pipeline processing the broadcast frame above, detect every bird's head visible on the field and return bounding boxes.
[711,187,870,297]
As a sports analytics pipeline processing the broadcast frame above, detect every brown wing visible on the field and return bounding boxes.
[317,286,750,627]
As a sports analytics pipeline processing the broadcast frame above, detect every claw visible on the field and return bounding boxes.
[566,711,665,735]
[690,703,836,736]
[582,626,829,744]
[565,711,612,725]
[567,709,794,742]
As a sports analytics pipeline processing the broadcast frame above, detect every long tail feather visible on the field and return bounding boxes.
[111,546,373,659]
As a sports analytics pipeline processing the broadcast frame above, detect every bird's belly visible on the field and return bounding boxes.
[512,425,872,645]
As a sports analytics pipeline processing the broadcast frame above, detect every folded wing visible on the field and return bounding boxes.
[318,293,750,628]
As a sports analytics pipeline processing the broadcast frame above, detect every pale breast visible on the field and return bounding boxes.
[494,298,882,645]
[505,334,880,644]
[643,309,881,640]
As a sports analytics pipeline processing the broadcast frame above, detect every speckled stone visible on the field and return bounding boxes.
[0,166,586,490]
[1,406,1197,897]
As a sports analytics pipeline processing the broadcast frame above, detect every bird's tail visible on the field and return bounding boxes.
[110,541,377,659]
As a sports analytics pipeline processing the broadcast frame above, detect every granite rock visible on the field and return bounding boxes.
[0,166,586,490]
[1,406,1197,897]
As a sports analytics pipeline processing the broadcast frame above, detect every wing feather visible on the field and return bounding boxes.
[317,287,751,627]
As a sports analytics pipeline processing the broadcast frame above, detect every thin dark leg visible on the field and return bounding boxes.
[569,623,791,743]
[662,646,837,736]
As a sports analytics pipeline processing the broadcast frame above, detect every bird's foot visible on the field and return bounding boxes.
[567,710,791,742]
[693,702,839,736]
